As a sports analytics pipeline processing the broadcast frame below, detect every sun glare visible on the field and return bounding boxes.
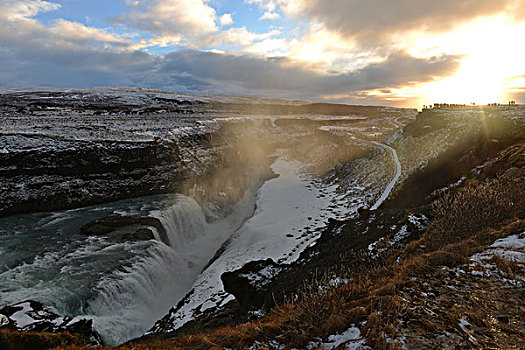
[423,55,505,106]
[408,17,525,106]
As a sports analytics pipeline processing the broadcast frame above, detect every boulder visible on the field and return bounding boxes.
[221,259,286,310]
[502,167,525,180]
[79,214,169,245]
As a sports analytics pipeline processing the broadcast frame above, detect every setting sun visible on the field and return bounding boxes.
[412,17,525,106]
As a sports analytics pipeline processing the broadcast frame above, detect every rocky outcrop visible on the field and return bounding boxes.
[221,259,287,310]
[0,88,232,217]
[0,300,102,349]
[0,129,223,217]
[79,214,169,244]
[474,143,525,179]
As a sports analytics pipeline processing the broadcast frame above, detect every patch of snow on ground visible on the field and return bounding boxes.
[472,232,525,264]
[408,214,428,230]
[491,233,525,249]
[329,276,350,288]
[9,302,36,328]
[248,340,285,350]
[239,265,281,288]
[0,314,9,326]
[309,325,368,349]
[391,225,409,244]
[458,316,479,345]
[368,224,412,259]
[458,316,470,332]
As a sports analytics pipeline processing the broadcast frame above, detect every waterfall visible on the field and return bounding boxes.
[85,241,193,345]
[84,195,215,345]
[85,194,249,345]
[0,189,259,347]
[149,195,209,249]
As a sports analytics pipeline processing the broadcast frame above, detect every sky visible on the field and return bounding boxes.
[1,0,525,107]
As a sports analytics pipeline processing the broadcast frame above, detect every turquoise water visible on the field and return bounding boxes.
[0,195,195,344]
[0,189,258,345]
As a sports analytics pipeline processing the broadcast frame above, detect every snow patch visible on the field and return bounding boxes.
[309,325,368,349]
[0,314,9,326]
[239,265,282,288]
[9,302,37,328]
[472,232,525,264]
[491,233,525,250]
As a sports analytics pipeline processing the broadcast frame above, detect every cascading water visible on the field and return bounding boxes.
[79,239,192,345]
[150,195,208,249]
[0,189,259,346]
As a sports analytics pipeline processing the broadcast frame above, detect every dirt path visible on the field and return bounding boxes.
[370,141,401,210]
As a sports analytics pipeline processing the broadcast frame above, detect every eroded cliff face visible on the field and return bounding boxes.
[0,96,267,217]
[0,87,409,218]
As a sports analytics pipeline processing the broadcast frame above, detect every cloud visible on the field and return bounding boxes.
[243,38,289,56]
[220,27,281,47]
[244,1,281,20]
[245,0,277,12]
[0,36,157,87]
[220,13,234,26]
[156,50,461,99]
[279,0,524,44]
[0,0,146,88]
[0,0,130,50]
[0,0,60,20]
[0,0,469,105]
[51,19,129,45]
[116,0,218,46]
[260,11,280,20]
[0,11,461,106]
[116,0,283,50]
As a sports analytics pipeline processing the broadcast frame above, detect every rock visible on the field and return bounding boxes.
[496,315,509,324]
[0,300,102,347]
[501,167,525,180]
[221,259,286,310]
[79,214,169,245]
[0,136,190,217]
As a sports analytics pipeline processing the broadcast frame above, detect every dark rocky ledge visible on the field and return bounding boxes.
[0,300,102,349]
[79,214,170,245]
[0,138,189,217]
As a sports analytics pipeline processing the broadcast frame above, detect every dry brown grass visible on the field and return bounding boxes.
[0,329,91,350]
[427,178,525,250]
[487,255,521,276]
